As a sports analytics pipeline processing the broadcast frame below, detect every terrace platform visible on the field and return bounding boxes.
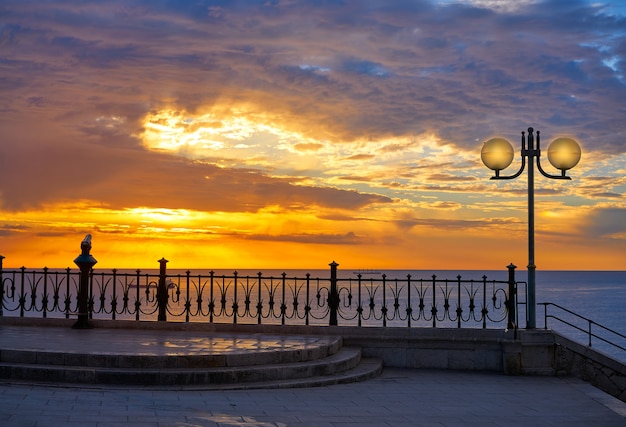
[0,322,382,389]
[0,323,624,425]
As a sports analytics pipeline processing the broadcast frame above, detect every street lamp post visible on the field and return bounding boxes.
[481,127,581,329]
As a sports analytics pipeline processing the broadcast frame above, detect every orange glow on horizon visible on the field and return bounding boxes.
[0,200,622,271]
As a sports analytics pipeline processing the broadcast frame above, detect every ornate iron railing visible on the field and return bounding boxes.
[0,254,521,329]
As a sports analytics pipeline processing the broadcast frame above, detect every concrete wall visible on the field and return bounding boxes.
[0,317,555,375]
[341,327,508,371]
[553,332,626,403]
[340,328,558,376]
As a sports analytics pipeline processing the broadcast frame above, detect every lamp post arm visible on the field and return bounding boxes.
[536,158,572,180]
[490,155,526,180]
[534,128,571,180]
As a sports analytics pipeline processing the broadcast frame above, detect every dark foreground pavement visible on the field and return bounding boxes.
[1,367,625,426]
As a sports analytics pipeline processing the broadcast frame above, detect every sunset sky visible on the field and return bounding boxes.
[1,0,625,271]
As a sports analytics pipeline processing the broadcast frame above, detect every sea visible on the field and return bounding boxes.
[3,267,625,362]
[197,268,626,362]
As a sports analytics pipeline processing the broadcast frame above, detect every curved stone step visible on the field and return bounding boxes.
[206,358,384,390]
[0,332,343,368]
[0,347,369,386]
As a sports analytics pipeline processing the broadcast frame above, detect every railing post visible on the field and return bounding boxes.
[157,258,169,321]
[19,267,25,317]
[357,274,363,327]
[73,235,97,329]
[280,272,287,325]
[0,254,4,316]
[305,273,310,326]
[233,271,238,324]
[329,261,339,326]
[135,269,141,321]
[43,267,49,318]
[111,269,117,320]
[507,263,517,332]
[257,272,263,325]
[432,275,437,328]
[382,274,387,328]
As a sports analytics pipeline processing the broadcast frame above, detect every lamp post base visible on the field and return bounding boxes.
[72,317,94,329]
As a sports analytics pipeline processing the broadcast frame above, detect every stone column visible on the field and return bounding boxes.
[73,235,97,329]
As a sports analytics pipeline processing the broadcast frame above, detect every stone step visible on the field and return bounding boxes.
[187,358,384,390]
[0,335,343,369]
[0,347,377,387]
[0,325,383,389]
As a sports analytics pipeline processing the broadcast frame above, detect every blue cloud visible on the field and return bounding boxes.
[585,207,626,237]
[340,59,390,77]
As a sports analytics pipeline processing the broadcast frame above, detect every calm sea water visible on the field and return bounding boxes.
[199,268,626,362]
[531,270,626,362]
[201,268,625,331]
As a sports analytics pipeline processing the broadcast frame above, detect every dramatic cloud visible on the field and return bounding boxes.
[0,0,624,269]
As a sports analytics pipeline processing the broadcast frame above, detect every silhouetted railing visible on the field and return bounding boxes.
[540,302,626,353]
[0,256,520,329]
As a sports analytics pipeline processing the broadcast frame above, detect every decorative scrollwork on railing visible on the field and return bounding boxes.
[0,262,520,329]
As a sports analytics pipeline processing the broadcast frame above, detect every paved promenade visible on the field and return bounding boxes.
[1,324,625,426]
[1,369,625,426]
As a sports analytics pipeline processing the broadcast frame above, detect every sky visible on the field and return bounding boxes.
[0,0,625,271]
